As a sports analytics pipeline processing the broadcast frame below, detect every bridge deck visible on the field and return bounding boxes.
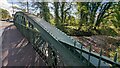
[1,21,45,66]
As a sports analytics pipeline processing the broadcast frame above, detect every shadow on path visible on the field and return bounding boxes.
[2,24,45,66]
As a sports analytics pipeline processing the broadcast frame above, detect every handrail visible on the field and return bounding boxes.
[59,40,120,67]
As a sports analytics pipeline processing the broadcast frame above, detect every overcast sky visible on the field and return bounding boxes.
[0,0,119,16]
[0,0,20,16]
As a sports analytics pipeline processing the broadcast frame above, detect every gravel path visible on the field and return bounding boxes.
[1,21,45,67]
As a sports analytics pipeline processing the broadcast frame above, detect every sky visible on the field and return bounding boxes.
[0,0,119,17]
[0,0,11,15]
[0,0,42,16]
[0,0,20,16]
[0,0,55,16]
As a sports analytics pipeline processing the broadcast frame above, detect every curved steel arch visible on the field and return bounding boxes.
[14,12,120,67]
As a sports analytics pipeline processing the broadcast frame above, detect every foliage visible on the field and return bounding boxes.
[99,27,118,36]
[109,46,120,62]
[102,2,120,35]
[32,2,51,22]
[22,1,120,36]
[0,8,11,20]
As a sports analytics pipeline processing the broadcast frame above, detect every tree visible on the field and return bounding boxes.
[101,2,120,35]
[32,2,50,22]
[93,2,112,28]
[0,8,11,20]
[106,2,120,29]
[76,2,89,31]
[53,2,72,30]
[54,2,60,28]
[76,2,113,34]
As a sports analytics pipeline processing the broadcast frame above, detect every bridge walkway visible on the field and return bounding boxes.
[1,21,45,66]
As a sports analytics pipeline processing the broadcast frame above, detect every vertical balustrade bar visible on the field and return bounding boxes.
[16,16,19,27]
[19,15,22,32]
[74,41,76,47]
[73,41,77,54]
[98,49,102,68]
[48,45,50,65]
[88,45,92,66]
[18,16,21,31]
[112,53,118,68]
[22,16,24,33]
[24,18,27,37]
[48,46,53,66]
[30,24,34,43]
[19,16,22,31]
[26,20,29,38]
[28,21,31,38]
[52,51,57,67]
[80,45,83,60]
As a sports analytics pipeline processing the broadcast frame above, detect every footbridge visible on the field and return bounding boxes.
[13,12,120,67]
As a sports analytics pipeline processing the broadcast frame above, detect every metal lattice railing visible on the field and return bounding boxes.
[14,12,120,67]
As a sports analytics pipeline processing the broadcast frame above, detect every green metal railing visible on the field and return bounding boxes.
[14,12,120,67]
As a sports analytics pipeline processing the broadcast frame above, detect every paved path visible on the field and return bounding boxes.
[0,21,12,67]
[0,21,45,67]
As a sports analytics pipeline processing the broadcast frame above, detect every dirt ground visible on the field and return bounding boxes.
[1,21,45,66]
[73,35,120,58]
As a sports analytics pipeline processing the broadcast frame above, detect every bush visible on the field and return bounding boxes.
[99,27,118,36]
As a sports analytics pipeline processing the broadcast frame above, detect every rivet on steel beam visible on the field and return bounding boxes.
[56,37,58,39]
[50,32,52,35]
[52,34,54,37]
